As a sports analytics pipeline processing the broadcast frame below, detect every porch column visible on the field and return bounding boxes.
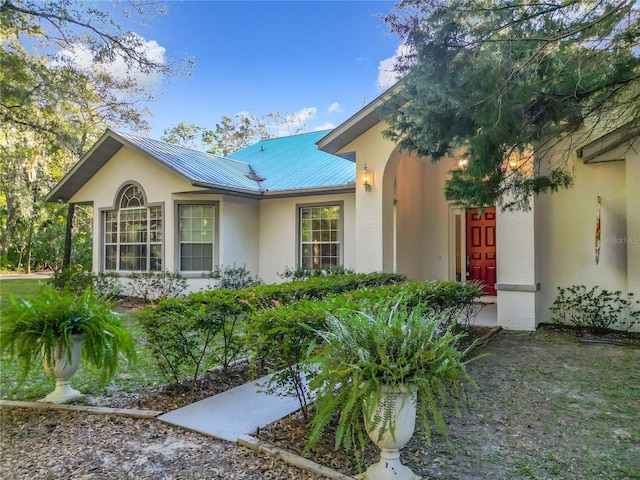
[495,203,538,331]
[354,166,386,273]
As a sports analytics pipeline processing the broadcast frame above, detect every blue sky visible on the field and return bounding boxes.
[118,1,401,140]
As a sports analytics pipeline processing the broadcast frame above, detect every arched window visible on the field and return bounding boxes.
[104,184,162,271]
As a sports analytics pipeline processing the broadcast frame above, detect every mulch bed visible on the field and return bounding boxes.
[3,323,638,479]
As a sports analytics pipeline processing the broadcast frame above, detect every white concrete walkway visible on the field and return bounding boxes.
[157,373,302,442]
[158,303,496,443]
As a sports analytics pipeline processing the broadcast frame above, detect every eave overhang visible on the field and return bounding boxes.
[190,182,356,199]
[46,131,124,203]
[317,82,403,155]
[577,118,640,163]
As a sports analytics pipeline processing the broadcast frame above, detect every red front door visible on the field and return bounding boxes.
[466,208,497,296]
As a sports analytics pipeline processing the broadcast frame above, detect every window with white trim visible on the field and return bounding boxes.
[179,204,215,271]
[299,205,341,269]
[103,184,162,271]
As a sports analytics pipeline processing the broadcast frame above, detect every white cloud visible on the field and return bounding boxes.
[328,102,342,113]
[267,107,318,137]
[314,122,335,131]
[55,34,166,91]
[377,44,413,90]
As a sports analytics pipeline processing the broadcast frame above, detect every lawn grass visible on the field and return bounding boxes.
[0,306,164,402]
[0,278,47,311]
[0,278,165,402]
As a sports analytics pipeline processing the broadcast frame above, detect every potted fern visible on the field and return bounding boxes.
[1,284,137,403]
[307,302,479,479]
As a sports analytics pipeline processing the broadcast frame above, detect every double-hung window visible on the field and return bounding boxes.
[178,204,216,271]
[104,184,162,271]
[299,204,341,269]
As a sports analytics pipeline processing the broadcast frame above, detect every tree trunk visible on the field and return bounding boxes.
[25,187,38,274]
[63,203,75,268]
[1,196,19,258]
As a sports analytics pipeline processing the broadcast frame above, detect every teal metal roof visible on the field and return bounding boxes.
[47,129,355,203]
[227,130,355,192]
[116,131,260,191]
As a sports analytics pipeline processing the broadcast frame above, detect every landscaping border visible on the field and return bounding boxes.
[0,400,162,419]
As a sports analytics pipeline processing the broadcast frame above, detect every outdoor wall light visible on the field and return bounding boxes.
[508,151,520,170]
[361,164,373,192]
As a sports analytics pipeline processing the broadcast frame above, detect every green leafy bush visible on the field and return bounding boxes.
[551,285,640,331]
[248,272,406,308]
[247,299,327,418]
[188,290,254,371]
[246,279,480,419]
[202,264,262,290]
[323,280,482,329]
[136,298,216,383]
[128,271,186,302]
[399,280,483,328]
[278,265,356,281]
[137,290,253,383]
[50,265,93,294]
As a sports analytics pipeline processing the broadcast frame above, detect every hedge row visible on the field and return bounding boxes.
[136,273,406,384]
[135,274,483,404]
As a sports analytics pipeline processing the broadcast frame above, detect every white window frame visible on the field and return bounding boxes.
[102,183,163,272]
[175,201,219,274]
[297,202,343,270]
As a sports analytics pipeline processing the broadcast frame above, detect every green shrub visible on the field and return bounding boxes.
[247,299,327,418]
[50,265,94,294]
[399,280,483,328]
[278,265,356,281]
[136,298,216,383]
[128,271,186,302]
[136,290,253,383]
[202,264,262,290]
[246,279,479,418]
[248,272,406,308]
[551,285,640,331]
[323,280,482,329]
[188,290,254,371]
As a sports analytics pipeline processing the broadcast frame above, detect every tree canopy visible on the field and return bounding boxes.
[0,0,189,270]
[383,0,640,210]
[162,111,309,156]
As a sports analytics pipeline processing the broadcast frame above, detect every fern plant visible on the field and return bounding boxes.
[1,284,137,390]
[307,301,481,457]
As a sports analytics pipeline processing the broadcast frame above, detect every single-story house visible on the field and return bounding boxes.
[47,87,639,331]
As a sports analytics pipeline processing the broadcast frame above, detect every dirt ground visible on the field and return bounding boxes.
[1,328,638,479]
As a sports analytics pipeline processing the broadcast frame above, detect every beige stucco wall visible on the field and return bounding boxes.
[69,145,262,286]
[496,202,538,330]
[338,123,397,273]
[534,136,639,327]
[337,122,459,281]
[329,114,637,331]
[257,193,356,284]
[395,155,425,280]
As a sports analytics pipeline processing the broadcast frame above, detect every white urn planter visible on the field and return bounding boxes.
[39,333,85,403]
[363,386,420,480]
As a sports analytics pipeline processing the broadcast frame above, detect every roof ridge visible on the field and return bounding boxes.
[113,129,251,168]
[258,129,333,143]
